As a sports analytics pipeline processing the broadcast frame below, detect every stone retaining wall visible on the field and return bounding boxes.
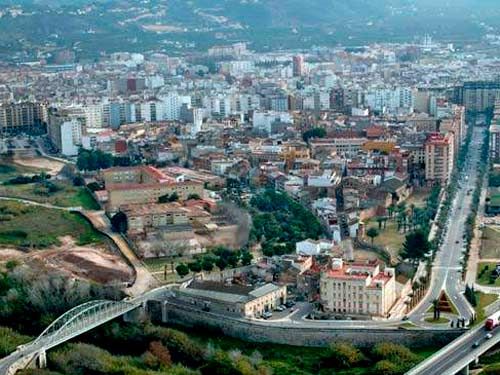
[156,301,463,348]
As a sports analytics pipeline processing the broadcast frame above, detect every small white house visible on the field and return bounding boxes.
[296,239,333,256]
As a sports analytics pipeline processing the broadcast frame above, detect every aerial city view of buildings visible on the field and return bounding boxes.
[3,1,500,374]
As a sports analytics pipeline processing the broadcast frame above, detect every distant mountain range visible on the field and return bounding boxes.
[0,0,498,60]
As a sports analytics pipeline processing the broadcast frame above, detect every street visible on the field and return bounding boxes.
[410,126,485,324]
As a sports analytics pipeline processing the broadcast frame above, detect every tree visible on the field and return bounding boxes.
[376,217,383,230]
[366,227,379,245]
[373,360,399,375]
[187,194,201,200]
[228,254,240,268]
[215,257,228,271]
[86,182,102,192]
[401,230,431,264]
[175,263,189,278]
[188,261,202,273]
[432,298,440,320]
[240,251,253,266]
[110,211,128,233]
[326,342,365,369]
[77,149,114,171]
[169,192,179,202]
[201,258,214,272]
[302,127,327,142]
[465,284,477,307]
[387,205,395,218]
[159,192,180,203]
[149,341,172,367]
[72,175,85,186]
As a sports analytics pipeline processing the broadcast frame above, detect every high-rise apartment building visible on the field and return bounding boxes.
[293,55,305,77]
[490,99,500,163]
[0,102,47,134]
[47,111,82,156]
[424,132,455,185]
[455,81,500,113]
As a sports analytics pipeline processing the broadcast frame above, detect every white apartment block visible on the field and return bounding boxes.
[364,87,414,113]
[48,115,82,157]
[84,104,104,129]
[252,111,293,134]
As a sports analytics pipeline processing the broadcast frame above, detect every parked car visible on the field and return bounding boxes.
[262,311,273,319]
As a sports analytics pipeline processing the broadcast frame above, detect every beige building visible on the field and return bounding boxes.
[103,166,204,213]
[175,280,287,318]
[320,258,396,318]
[310,137,367,158]
[440,105,466,158]
[123,202,211,234]
[489,123,500,163]
[424,132,455,185]
[490,99,500,163]
[0,102,47,134]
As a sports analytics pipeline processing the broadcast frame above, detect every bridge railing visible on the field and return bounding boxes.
[405,324,483,375]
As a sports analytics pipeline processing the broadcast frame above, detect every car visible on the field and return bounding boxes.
[274,306,284,312]
[455,240,460,244]
[262,311,273,319]
[472,341,480,348]
[285,301,296,308]
[486,333,493,340]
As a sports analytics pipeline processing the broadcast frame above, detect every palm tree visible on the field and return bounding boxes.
[387,205,395,219]
[366,227,379,246]
[376,217,384,230]
[432,299,440,320]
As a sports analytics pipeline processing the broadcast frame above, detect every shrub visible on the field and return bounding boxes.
[0,326,32,357]
[149,341,172,367]
[372,343,419,373]
[144,325,204,367]
[374,360,400,375]
[73,176,85,187]
[324,342,365,369]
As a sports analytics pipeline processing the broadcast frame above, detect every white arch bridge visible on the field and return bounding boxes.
[0,288,171,375]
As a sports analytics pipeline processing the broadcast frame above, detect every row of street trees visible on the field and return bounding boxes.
[461,130,490,276]
[175,247,253,278]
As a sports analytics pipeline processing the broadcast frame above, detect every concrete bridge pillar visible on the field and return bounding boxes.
[459,364,469,375]
[162,301,168,323]
[123,303,148,323]
[37,350,47,369]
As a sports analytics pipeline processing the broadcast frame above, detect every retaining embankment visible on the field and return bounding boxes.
[155,301,463,349]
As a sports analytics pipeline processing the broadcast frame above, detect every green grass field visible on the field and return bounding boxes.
[406,190,431,209]
[476,262,500,286]
[366,191,431,260]
[475,292,498,324]
[0,201,105,248]
[369,221,406,260]
[480,227,500,259]
[0,161,43,183]
[424,317,449,324]
[0,183,100,210]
